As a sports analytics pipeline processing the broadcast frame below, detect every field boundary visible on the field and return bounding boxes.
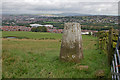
[98,28,119,64]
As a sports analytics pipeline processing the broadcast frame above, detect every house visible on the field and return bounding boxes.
[1,26,31,31]
[81,32,89,35]
[81,30,98,35]
[47,29,63,33]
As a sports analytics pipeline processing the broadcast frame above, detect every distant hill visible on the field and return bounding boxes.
[54,13,92,16]
[3,13,117,17]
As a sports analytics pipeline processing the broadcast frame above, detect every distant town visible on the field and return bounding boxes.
[1,14,119,35]
[0,24,63,33]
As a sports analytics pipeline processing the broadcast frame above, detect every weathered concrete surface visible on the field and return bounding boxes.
[60,23,83,63]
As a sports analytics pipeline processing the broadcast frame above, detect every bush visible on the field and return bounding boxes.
[31,26,47,32]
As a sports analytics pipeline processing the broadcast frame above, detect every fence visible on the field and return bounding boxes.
[98,28,120,79]
[111,33,120,80]
[98,28,119,65]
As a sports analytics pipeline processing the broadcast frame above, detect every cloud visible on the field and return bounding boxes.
[2,0,119,15]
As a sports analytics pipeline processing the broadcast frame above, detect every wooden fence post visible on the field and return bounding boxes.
[108,28,113,65]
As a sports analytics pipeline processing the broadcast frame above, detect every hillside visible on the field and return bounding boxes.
[2,32,110,78]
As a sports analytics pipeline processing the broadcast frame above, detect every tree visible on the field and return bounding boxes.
[31,27,37,32]
[31,26,47,32]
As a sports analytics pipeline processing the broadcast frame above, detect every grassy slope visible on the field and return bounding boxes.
[2,31,110,78]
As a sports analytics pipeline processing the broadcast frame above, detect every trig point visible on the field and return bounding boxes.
[60,22,83,63]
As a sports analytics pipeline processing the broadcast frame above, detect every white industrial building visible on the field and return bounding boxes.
[30,24,53,28]
[81,32,89,35]
[30,24,43,27]
[44,25,53,28]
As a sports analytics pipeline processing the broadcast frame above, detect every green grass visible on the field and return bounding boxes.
[2,31,110,78]
[2,31,62,40]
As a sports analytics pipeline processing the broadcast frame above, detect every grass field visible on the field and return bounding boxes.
[2,31,110,78]
[2,31,62,40]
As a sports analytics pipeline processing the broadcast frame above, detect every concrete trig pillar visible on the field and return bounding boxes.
[60,22,83,63]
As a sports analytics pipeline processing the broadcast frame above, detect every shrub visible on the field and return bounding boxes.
[31,26,47,32]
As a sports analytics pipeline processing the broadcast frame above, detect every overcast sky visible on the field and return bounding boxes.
[2,0,120,15]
